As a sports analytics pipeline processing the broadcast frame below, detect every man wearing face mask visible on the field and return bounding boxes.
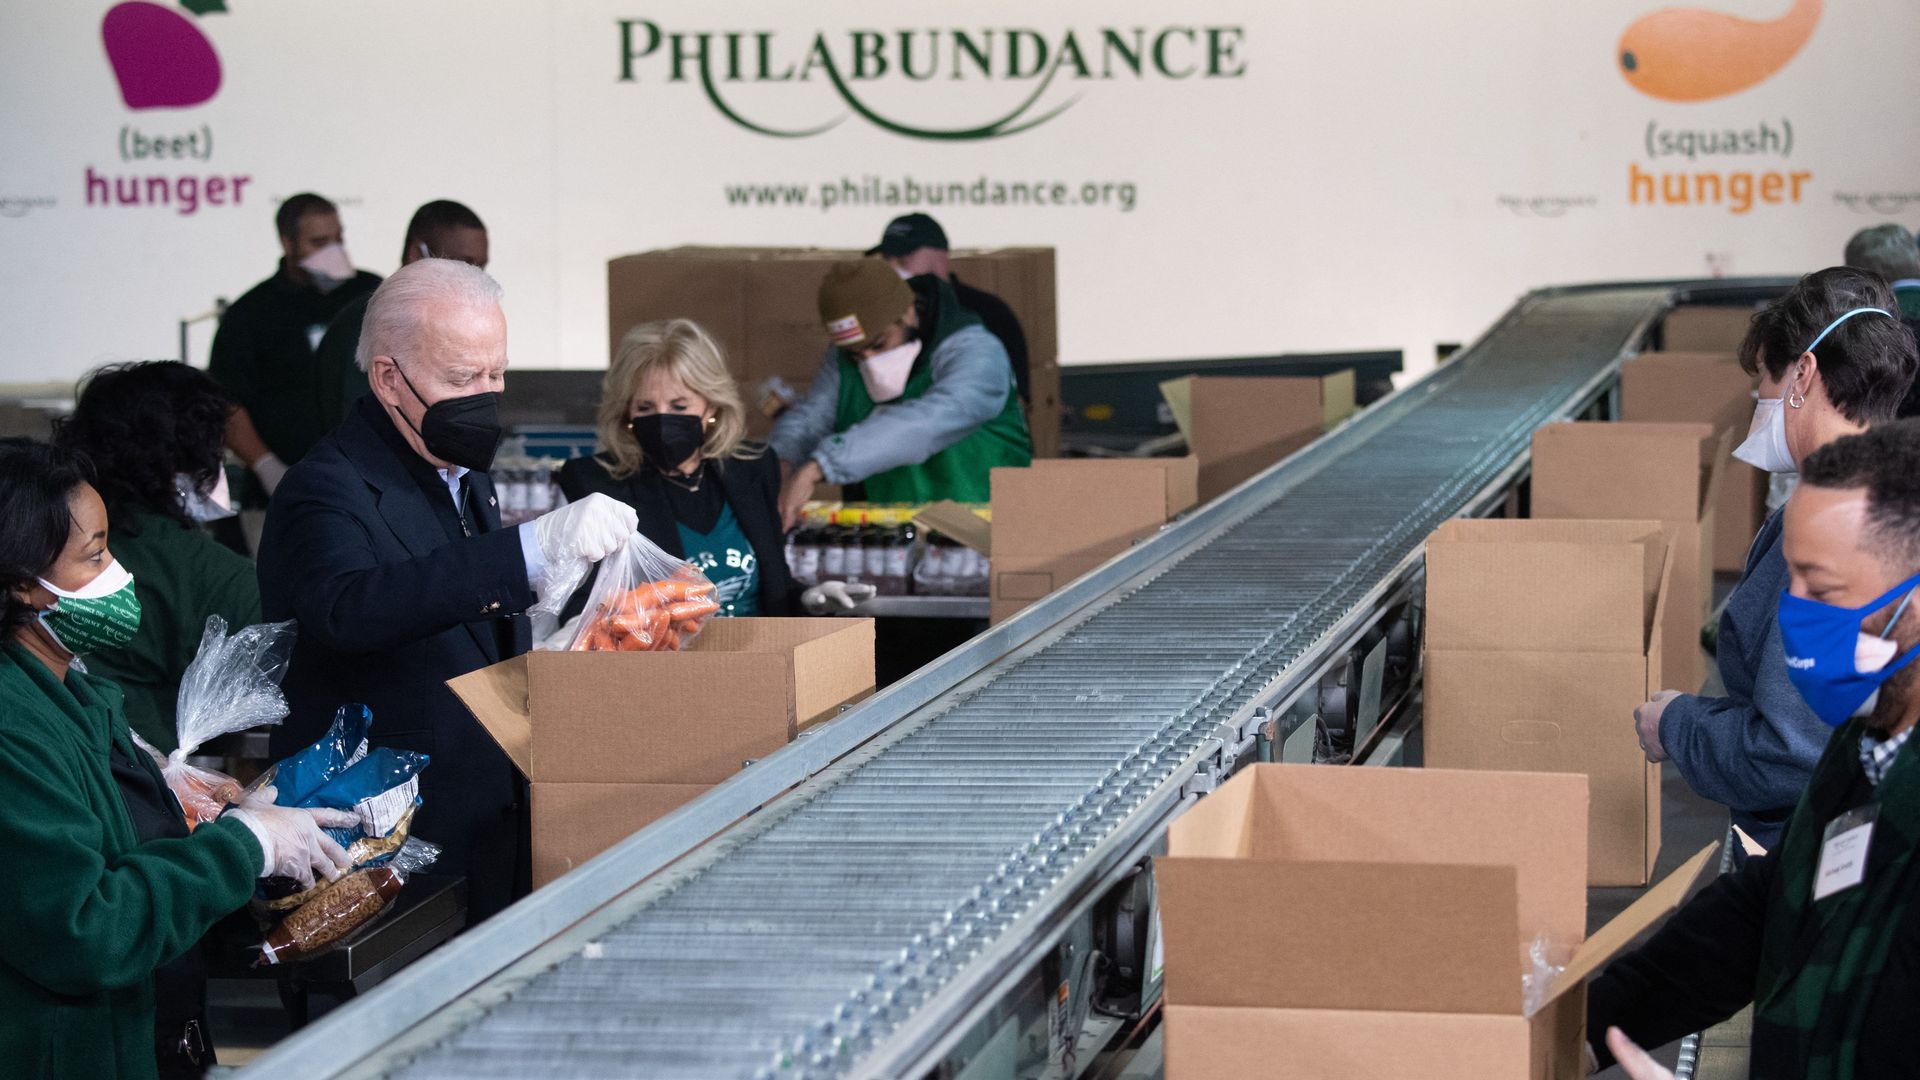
[770,258,1032,529]
[208,193,382,495]
[1588,419,1920,1079]
[1634,268,1918,853]
[867,213,1031,405]
[256,259,637,919]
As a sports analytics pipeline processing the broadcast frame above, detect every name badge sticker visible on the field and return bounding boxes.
[1814,804,1879,902]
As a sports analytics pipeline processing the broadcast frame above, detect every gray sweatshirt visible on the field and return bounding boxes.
[1658,509,1827,850]
[768,325,1015,485]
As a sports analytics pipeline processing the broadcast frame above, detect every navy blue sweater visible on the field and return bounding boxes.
[1659,509,1828,849]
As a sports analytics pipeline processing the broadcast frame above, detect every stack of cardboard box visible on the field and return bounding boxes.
[1529,421,1728,694]
[1160,371,1356,503]
[1157,764,1715,1078]
[985,457,1198,623]
[449,618,875,887]
[606,246,1062,458]
[1423,518,1672,885]
[1620,351,1767,573]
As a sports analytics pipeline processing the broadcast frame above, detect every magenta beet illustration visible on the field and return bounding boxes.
[101,0,226,110]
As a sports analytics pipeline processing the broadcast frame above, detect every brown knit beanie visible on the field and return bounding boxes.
[817,258,913,350]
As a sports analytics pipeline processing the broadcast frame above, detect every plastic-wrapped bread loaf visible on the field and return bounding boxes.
[257,839,439,965]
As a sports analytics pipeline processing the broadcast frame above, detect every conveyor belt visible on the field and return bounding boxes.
[242,283,1712,1080]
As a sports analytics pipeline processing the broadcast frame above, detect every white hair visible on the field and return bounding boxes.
[355,258,505,372]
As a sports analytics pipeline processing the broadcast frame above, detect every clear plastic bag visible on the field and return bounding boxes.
[160,616,298,829]
[567,531,719,652]
[257,837,441,965]
[1521,933,1570,1018]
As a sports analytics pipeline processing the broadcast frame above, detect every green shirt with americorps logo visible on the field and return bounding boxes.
[82,507,262,753]
[0,643,261,1080]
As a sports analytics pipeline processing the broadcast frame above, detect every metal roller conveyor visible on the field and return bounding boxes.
[240,281,1781,1080]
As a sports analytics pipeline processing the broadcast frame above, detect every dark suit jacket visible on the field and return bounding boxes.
[257,396,533,920]
[556,448,794,617]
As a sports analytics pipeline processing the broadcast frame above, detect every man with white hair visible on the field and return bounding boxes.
[257,259,635,919]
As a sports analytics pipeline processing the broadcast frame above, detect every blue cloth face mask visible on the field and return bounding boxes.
[1779,570,1920,726]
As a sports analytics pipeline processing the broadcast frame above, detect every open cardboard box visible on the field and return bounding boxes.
[984,457,1199,623]
[1619,352,1767,573]
[1424,518,1672,885]
[1161,372,1356,503]
[1157,764,1718,1079]
[447,618,874,886]
[1530,421,1729,693]
[1661,305,1757,353]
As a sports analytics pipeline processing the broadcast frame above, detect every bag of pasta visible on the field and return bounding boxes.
[159,616,298,829]
[565,530,718,652]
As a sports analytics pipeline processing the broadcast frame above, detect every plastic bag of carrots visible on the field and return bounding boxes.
[566,531,721,652]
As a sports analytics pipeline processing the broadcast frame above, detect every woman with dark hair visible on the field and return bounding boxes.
[1634,266,1920,852]
[55,361,261,751]
[0,438,352,1078]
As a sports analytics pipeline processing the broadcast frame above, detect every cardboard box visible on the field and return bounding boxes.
[448,618,875,886]
[606,246,1062,458]
[1529,421,1726,693]
[986,457,1199,622]
[1158,764,1717,1080]
[1162,372,1355,503]
[1424,518,1671,885]
[1620,352,1768,572]
[1661,304,1756,353]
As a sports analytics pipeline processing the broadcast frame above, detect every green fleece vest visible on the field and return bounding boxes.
[831,280,1032,503]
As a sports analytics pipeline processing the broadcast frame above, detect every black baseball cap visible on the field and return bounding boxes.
[865,213,949,257]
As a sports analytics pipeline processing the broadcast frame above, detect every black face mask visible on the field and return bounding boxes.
[391,359,503,471]
[630,412,707,471]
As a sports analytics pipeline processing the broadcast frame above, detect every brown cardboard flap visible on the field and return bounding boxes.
[1663,306,1758,352]
[1165,1005,1534,1080]
[523,651,795,783]
[446,653,533,775]
[1532,422,1718,525]
[791,620,877,727]
[1541,843,1721,1005]
[530,781,714,888]
[915,501,991,555]
[1426,519,1666,654]
[1184,765,1589,952]
[991,460,1189,561]
[1157,857,1523,1014]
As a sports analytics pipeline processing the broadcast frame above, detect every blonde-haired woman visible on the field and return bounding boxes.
[558,319,794,616]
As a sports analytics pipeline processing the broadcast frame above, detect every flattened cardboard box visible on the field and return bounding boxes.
[606,246,1061,457]
[1620,351,1767,572]
[1157,764,1717,1080]
[1530,421,1728,693]
[987,457,1199,623]
[1424,518,1672,885]
[1163,372,1356,503]
[448,618,874,886]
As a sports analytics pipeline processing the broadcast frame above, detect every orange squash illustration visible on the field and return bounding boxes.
[1618,0,1822,102]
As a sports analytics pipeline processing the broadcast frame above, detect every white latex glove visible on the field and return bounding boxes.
[225,802,358,888]
[532,493,638,565]
[250,452,289,496]
[801,580,878,615]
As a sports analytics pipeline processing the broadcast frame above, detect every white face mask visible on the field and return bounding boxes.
[1732,394,1795,474]
[858,339,922,403]
[298,242,354,294]
[176,469,236,522]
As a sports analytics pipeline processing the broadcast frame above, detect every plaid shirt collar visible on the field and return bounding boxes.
[1861,726,1914,787]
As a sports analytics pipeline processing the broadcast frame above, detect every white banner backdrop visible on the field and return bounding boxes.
[3,0,1917,385]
